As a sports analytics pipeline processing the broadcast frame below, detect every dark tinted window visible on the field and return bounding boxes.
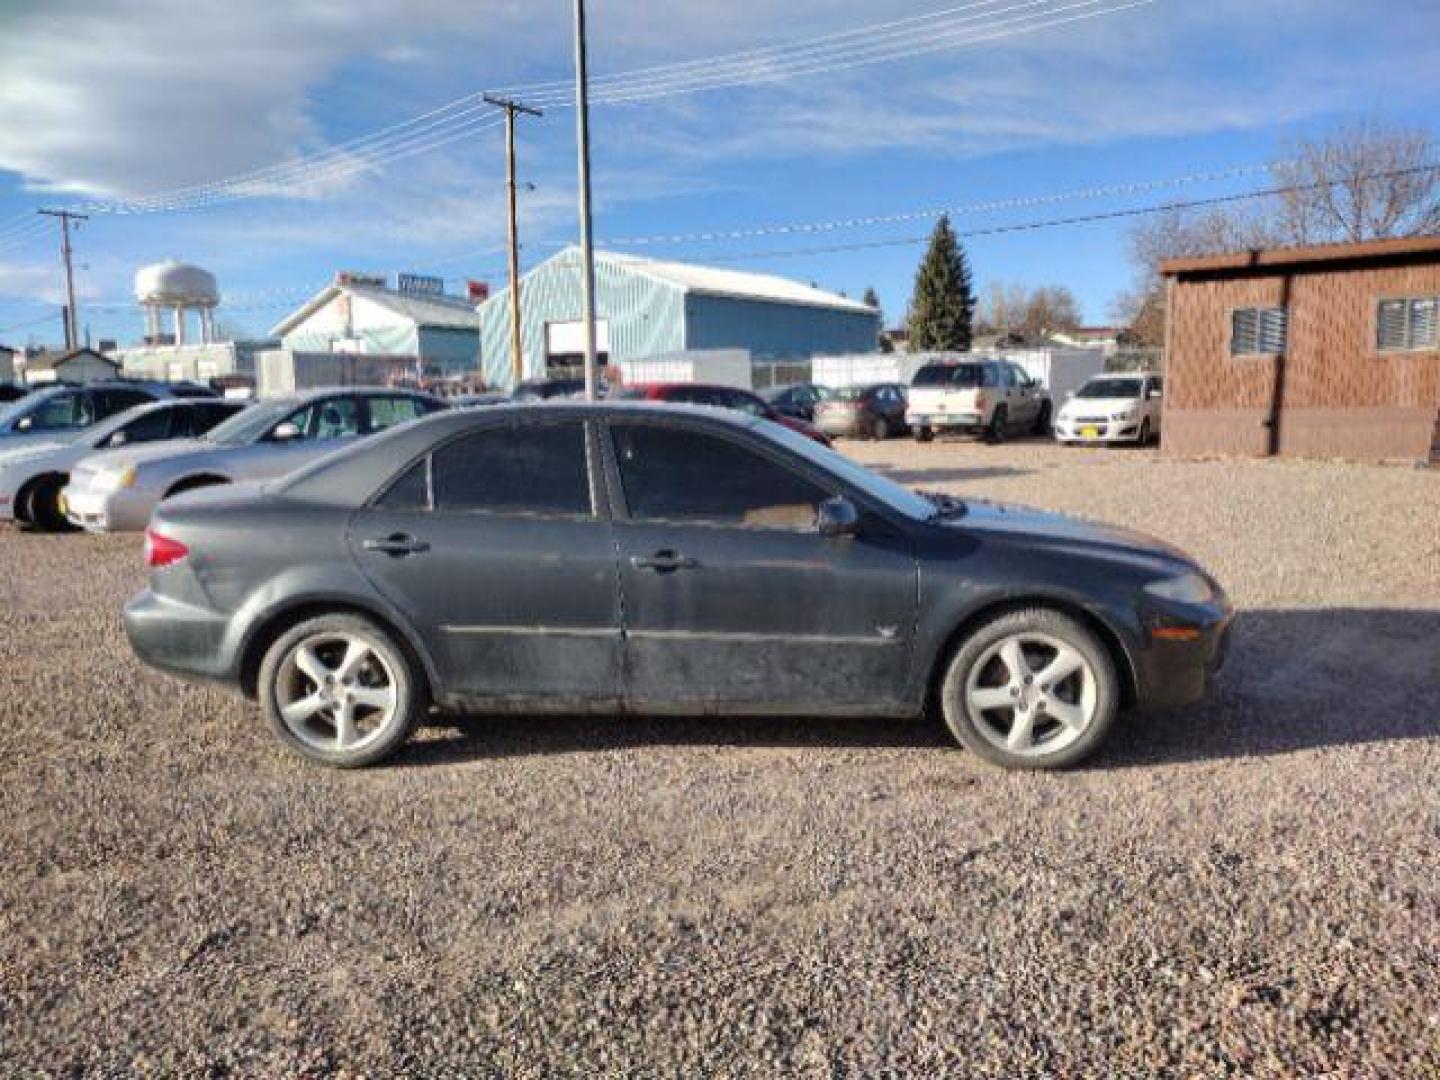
[912,363,986,389]
[433,423,591,516]
[187,401,245,436]
[611,423,826,530]
[95,388,154,418]
[378,459,430,511]
[114,407,177,444]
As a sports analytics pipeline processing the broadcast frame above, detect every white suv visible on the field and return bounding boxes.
[907,360,1051,443]
[1053,372,1163,445]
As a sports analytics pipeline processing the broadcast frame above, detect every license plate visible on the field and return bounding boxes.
[1081,426,1099,438]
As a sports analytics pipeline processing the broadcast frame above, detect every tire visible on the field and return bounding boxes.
[872,415,891,440]
[939,607,1120,770]
[986,406,1008,444]
[1032,401,1053,436]
[1138,418,1152,446]
[259,614,424,768]
[912,425,934,443]
[27,475,72,532]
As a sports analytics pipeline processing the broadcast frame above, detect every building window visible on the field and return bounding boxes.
[1377,297,1438,352]
[1231,307,1288,356]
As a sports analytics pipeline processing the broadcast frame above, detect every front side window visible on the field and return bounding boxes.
[115,407,177,444]
[611,423,826,530]
[1377,297,1438,352]
[27,392,88,431]
[433,422,591,516]
[1231,307,1288,356]
[290,397,361,441]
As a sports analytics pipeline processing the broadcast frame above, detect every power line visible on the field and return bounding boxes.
[0,308,63,337]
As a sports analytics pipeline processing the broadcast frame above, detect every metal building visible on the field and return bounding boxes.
[478,247,879,388]
[272,273,480,378]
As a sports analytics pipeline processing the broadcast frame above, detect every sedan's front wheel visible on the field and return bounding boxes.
[940,608,1119,770]
[259,614,423,767]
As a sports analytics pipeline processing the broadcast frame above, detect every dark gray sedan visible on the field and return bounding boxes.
[124,403,1232,770]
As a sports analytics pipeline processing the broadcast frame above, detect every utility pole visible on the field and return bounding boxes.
[38,209,87,351]
[483,93,543,389]
[572,0,600,400]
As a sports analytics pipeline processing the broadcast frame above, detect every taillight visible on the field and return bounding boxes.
[974,392,989,409]
[144,527,189,569]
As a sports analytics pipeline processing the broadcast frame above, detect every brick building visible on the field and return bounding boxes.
[1161,235,1440,463]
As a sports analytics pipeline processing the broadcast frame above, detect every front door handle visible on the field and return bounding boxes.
[363,533,431,557]
[631,550,698,573]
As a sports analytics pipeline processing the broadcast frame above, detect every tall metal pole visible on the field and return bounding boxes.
[39,209,87,351]
[484,94,543,389]
[573,0,600,400]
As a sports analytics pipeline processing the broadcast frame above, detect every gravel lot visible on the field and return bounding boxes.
[2,438,1437,1077]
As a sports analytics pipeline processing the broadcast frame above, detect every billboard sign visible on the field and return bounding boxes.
[398,272,445,297]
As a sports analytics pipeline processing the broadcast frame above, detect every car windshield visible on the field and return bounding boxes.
[203,399,294,445]
[758,419,940,521]
[1077,378,1143,399]
[913,363,983,388]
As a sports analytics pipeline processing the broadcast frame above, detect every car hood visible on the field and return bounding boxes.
[1059,396,1140,415]
[946,497,1192,565]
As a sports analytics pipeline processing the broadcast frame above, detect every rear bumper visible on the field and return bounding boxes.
[123,587,238,686]
[907,411,984,432]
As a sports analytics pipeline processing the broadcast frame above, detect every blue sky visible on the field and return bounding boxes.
[0,0,1436,348]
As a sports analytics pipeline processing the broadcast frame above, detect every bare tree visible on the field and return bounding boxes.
[1271,121,1440,244]
[978,281,1081,342]
[1113,120,1440,347]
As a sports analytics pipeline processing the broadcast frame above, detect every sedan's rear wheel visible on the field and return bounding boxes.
[940,608,1119,770]
[259,614,422,767]
[27,475,72,532]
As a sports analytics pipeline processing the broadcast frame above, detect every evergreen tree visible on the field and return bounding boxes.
[907,216,975,352]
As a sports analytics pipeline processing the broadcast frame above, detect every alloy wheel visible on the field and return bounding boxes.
[275,632,399,753]
[963,631,1098,757]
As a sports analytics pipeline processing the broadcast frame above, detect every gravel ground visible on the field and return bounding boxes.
[1,439,1437,1077]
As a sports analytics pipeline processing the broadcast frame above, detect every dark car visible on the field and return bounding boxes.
[125,403,1232,771]
[814,383,908,440]
[0,384,29,404]
[623,382,831,446]
[765,383,832,422]
[512,378,588,401]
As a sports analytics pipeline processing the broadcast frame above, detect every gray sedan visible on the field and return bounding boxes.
[64,388,445,532]
[124,402,1232,771]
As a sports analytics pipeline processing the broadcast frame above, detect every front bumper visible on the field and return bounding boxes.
[1132,596,1234,709]
[63,482,153,533]
[1054,417,1142,443]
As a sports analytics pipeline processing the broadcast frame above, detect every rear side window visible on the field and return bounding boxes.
[432,422,591,516]
[378,459,430,511]
[187,401,244,436]
[95,388,154,418]
[610,423,826,530]
[367,396,433,433]
[115,407,178,444]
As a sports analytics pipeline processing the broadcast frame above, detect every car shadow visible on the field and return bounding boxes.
[393,608,1439,770]
[874,466,1031,485]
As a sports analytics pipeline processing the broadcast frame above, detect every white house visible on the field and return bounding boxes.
[21,347,122,385]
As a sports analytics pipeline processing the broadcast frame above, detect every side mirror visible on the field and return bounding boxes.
[1148,389,1163,400]
[817,496,860,538]
[271,420,302,442]
[15,416,32,432]
[107,431,128,448]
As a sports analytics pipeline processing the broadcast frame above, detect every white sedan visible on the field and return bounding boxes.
[1053,373,1164,445]
[0,399,243,530]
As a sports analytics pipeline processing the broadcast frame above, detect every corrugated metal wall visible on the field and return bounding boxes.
[685,293,878,361]
[479,254,686,388]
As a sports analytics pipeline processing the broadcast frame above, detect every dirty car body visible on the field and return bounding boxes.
[124,402,1232,769]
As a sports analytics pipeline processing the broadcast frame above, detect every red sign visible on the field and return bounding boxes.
[467,280,491,302]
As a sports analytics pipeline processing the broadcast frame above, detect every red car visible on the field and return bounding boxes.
[621,383,832,446]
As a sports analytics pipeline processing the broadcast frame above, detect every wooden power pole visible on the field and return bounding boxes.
[483,94,543,388]
[38,209,87,351]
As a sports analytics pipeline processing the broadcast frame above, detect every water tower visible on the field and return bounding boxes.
[135,260,220,345]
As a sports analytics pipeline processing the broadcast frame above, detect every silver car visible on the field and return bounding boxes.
[63,388,446,533]
[0,398,243,530]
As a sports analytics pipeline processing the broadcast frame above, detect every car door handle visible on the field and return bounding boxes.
[363,533,430,557]
[631,550,698,573]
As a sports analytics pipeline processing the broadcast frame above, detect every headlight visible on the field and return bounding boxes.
[1111,407,1137,420]
[1144,573,1214,604]
[99,464,138,491]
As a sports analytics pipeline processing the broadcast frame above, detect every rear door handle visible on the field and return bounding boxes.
[363,533,430,557]
[631,550,698,573]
